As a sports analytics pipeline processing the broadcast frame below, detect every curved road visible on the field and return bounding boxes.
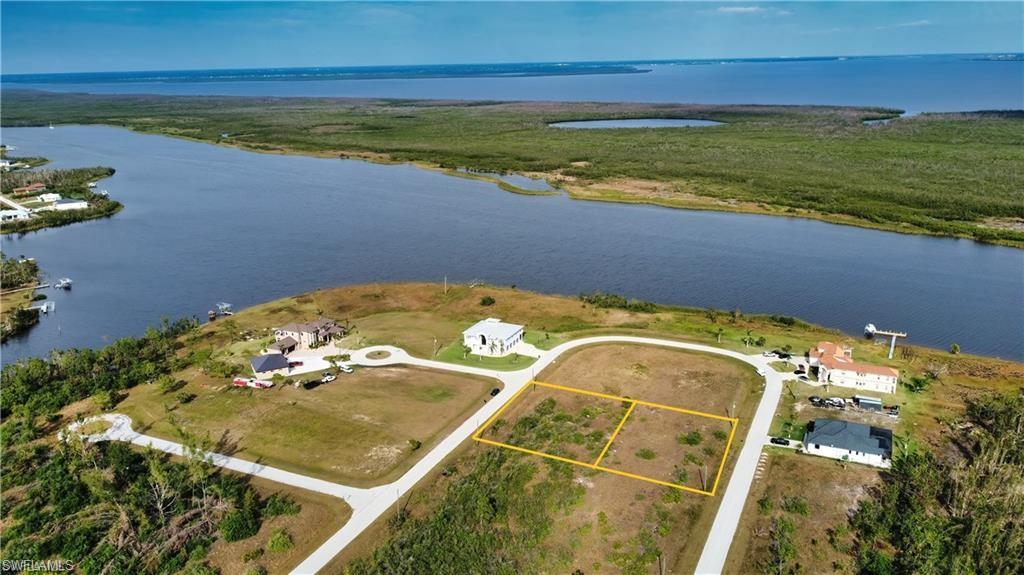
[67,336,789,574]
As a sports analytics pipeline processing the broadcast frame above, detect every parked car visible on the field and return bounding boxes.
[808,395,824,406]
[490,388,501,397]
[826,397,847,409]
[762,351,776,358]
[232,377,273,389]
[338,365,354,374]
[770,437,790,446]
[321,373,337,384]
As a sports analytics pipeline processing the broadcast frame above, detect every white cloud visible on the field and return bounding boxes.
[717,6,765,14]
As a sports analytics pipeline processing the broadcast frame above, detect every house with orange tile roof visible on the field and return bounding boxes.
[808,341,899,394]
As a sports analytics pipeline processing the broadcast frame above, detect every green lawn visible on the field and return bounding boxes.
[434,340,537,371]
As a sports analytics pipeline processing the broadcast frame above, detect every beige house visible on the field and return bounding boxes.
[271,318,345,352]
[808,341,899,395]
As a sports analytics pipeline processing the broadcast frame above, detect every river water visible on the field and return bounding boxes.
[2,126,1021,362]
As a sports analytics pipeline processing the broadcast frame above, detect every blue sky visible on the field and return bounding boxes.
[2,2,1021,74]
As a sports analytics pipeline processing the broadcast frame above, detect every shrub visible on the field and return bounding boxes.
[950,343,961,354]
[712,429,728,441]
[757,494,774,515]
[176,392,197,404]
[636,448,657,460]
[480,296,496,306]
[242,568,266,575]
[578,292,656,313]
[781,495,809,516]
[408,439,422,451]
[266,529,293,553]
[262,494,301,518]
[678,431,703,446]
[241,548,264,562]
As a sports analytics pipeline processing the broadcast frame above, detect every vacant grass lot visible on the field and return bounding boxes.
[117,365,494,487]
[601,406,735,493]
[481,384,627,463]
[520,344,763,573]
[4,91,1022,245]
[724,448,880,575]
[206,477,351,575]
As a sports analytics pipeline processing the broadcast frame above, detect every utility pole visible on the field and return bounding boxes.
[443,275,448,294]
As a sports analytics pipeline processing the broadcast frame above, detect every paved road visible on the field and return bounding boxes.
[67,336,789,574]
[64,414,377,508]
[695,359,787,574]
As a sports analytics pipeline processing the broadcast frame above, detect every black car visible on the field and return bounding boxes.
[490,388,501,397]
[770,437,790,446]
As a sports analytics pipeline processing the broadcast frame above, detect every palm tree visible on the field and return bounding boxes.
[714,327,725,344]
[743,329,753,348]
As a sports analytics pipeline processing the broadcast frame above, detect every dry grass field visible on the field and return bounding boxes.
[205,477,352,575]
[724,448,881,574]
[509,344,761,572]
[117,365,495,487]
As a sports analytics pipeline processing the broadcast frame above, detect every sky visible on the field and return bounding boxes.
[2,1,1022,74]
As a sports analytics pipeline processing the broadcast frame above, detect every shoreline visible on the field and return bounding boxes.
[24,121,1022,248]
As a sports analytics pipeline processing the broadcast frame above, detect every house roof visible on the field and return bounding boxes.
[278,317,340,335]
[55,198,87,205]
[812,341,899,378]
[250,354,289,373]
[804,418,893,457]
[463,318,524,341]
[13,182,45,192]
[268,336,298,350]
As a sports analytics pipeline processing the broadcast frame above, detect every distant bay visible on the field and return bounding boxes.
[4,54,1022,112]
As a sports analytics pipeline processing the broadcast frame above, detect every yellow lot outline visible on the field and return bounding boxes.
[472,380,739,496]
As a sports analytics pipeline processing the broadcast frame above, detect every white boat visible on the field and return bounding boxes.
[54,278,73,290]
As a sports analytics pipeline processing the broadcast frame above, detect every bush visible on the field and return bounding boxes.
[781,495,809,516]
[220,490,261,542]
[578,292,656,313]
[242,567,266,575]
[678,430,703,446]
[262,494,301,518]
[266,529,293,553]
[408,439,422,451]
[479,296,496,306]
[241,548,264,562]
[636,448,656,460]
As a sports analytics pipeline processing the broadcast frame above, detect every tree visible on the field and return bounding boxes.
[949,342,961,354]
[705,308,720,323]
[714,327,725,344]
[480,296,496,306]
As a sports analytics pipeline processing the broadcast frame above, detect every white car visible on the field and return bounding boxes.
[338,365,354,374]
[762,351,776,358]
[321,373,337,383]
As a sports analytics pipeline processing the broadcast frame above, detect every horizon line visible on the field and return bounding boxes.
[3,51,1020,79]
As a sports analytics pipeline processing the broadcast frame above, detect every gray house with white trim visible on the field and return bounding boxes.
[802,418,893,468]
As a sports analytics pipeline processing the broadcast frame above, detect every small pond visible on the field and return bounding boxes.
[549,118,725,129]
